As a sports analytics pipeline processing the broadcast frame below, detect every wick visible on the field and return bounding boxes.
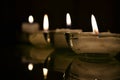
[44,30,49,33]
[93,30,99,35]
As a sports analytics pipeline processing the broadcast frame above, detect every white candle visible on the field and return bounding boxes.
[22,15,39,34]
[53,31,69,48]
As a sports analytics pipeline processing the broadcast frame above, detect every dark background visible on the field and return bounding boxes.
[1,0,120,79]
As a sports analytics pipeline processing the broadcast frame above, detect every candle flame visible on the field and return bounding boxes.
[43,14,49,31]
[28,63,33,71]
[28,15,34,23]
[66,13,71,26]
[91,14,99,34]
[43,68,48,79]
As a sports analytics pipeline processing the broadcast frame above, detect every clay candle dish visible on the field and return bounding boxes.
[69,14,120,56]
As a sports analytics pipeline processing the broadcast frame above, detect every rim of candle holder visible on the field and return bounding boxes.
[67,32,120,56]
[50,31,71,48]
[28,31,53,48]
[70,32,120,38]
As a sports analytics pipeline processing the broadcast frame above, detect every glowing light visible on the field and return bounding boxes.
[66,13,71,26]
[43,68,48,79]
[28,15,34,23]
[28,63,33,71]
[43,14,49,31]
[91,14,99,34]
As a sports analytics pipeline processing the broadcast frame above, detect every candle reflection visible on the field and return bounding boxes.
[43,68,48,80]
[64,55,120,80]
[28,63,33,71]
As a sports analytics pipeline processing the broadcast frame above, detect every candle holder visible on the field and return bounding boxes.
[43,32,51,46]
[28,31,53,48]
[66,32,120,56]
[18,31,55,65]
[65,30,82,49]
[52,31,70,48]
[21,15,39,34]
[51,29,82,49]
[65,32,74,47]
[22,22,39,34]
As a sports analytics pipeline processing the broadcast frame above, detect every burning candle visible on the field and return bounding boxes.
[28,14,51,47]
[54,13,82,48]
[22,15,39,34]
[19,15,40,44]
[56,13,82,33]
[43,14,50,43]
[69,14,120,56]
[55,13,71,33]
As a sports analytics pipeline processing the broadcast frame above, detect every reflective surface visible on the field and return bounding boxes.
[64,53,120,80]
[14,44,120,80]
